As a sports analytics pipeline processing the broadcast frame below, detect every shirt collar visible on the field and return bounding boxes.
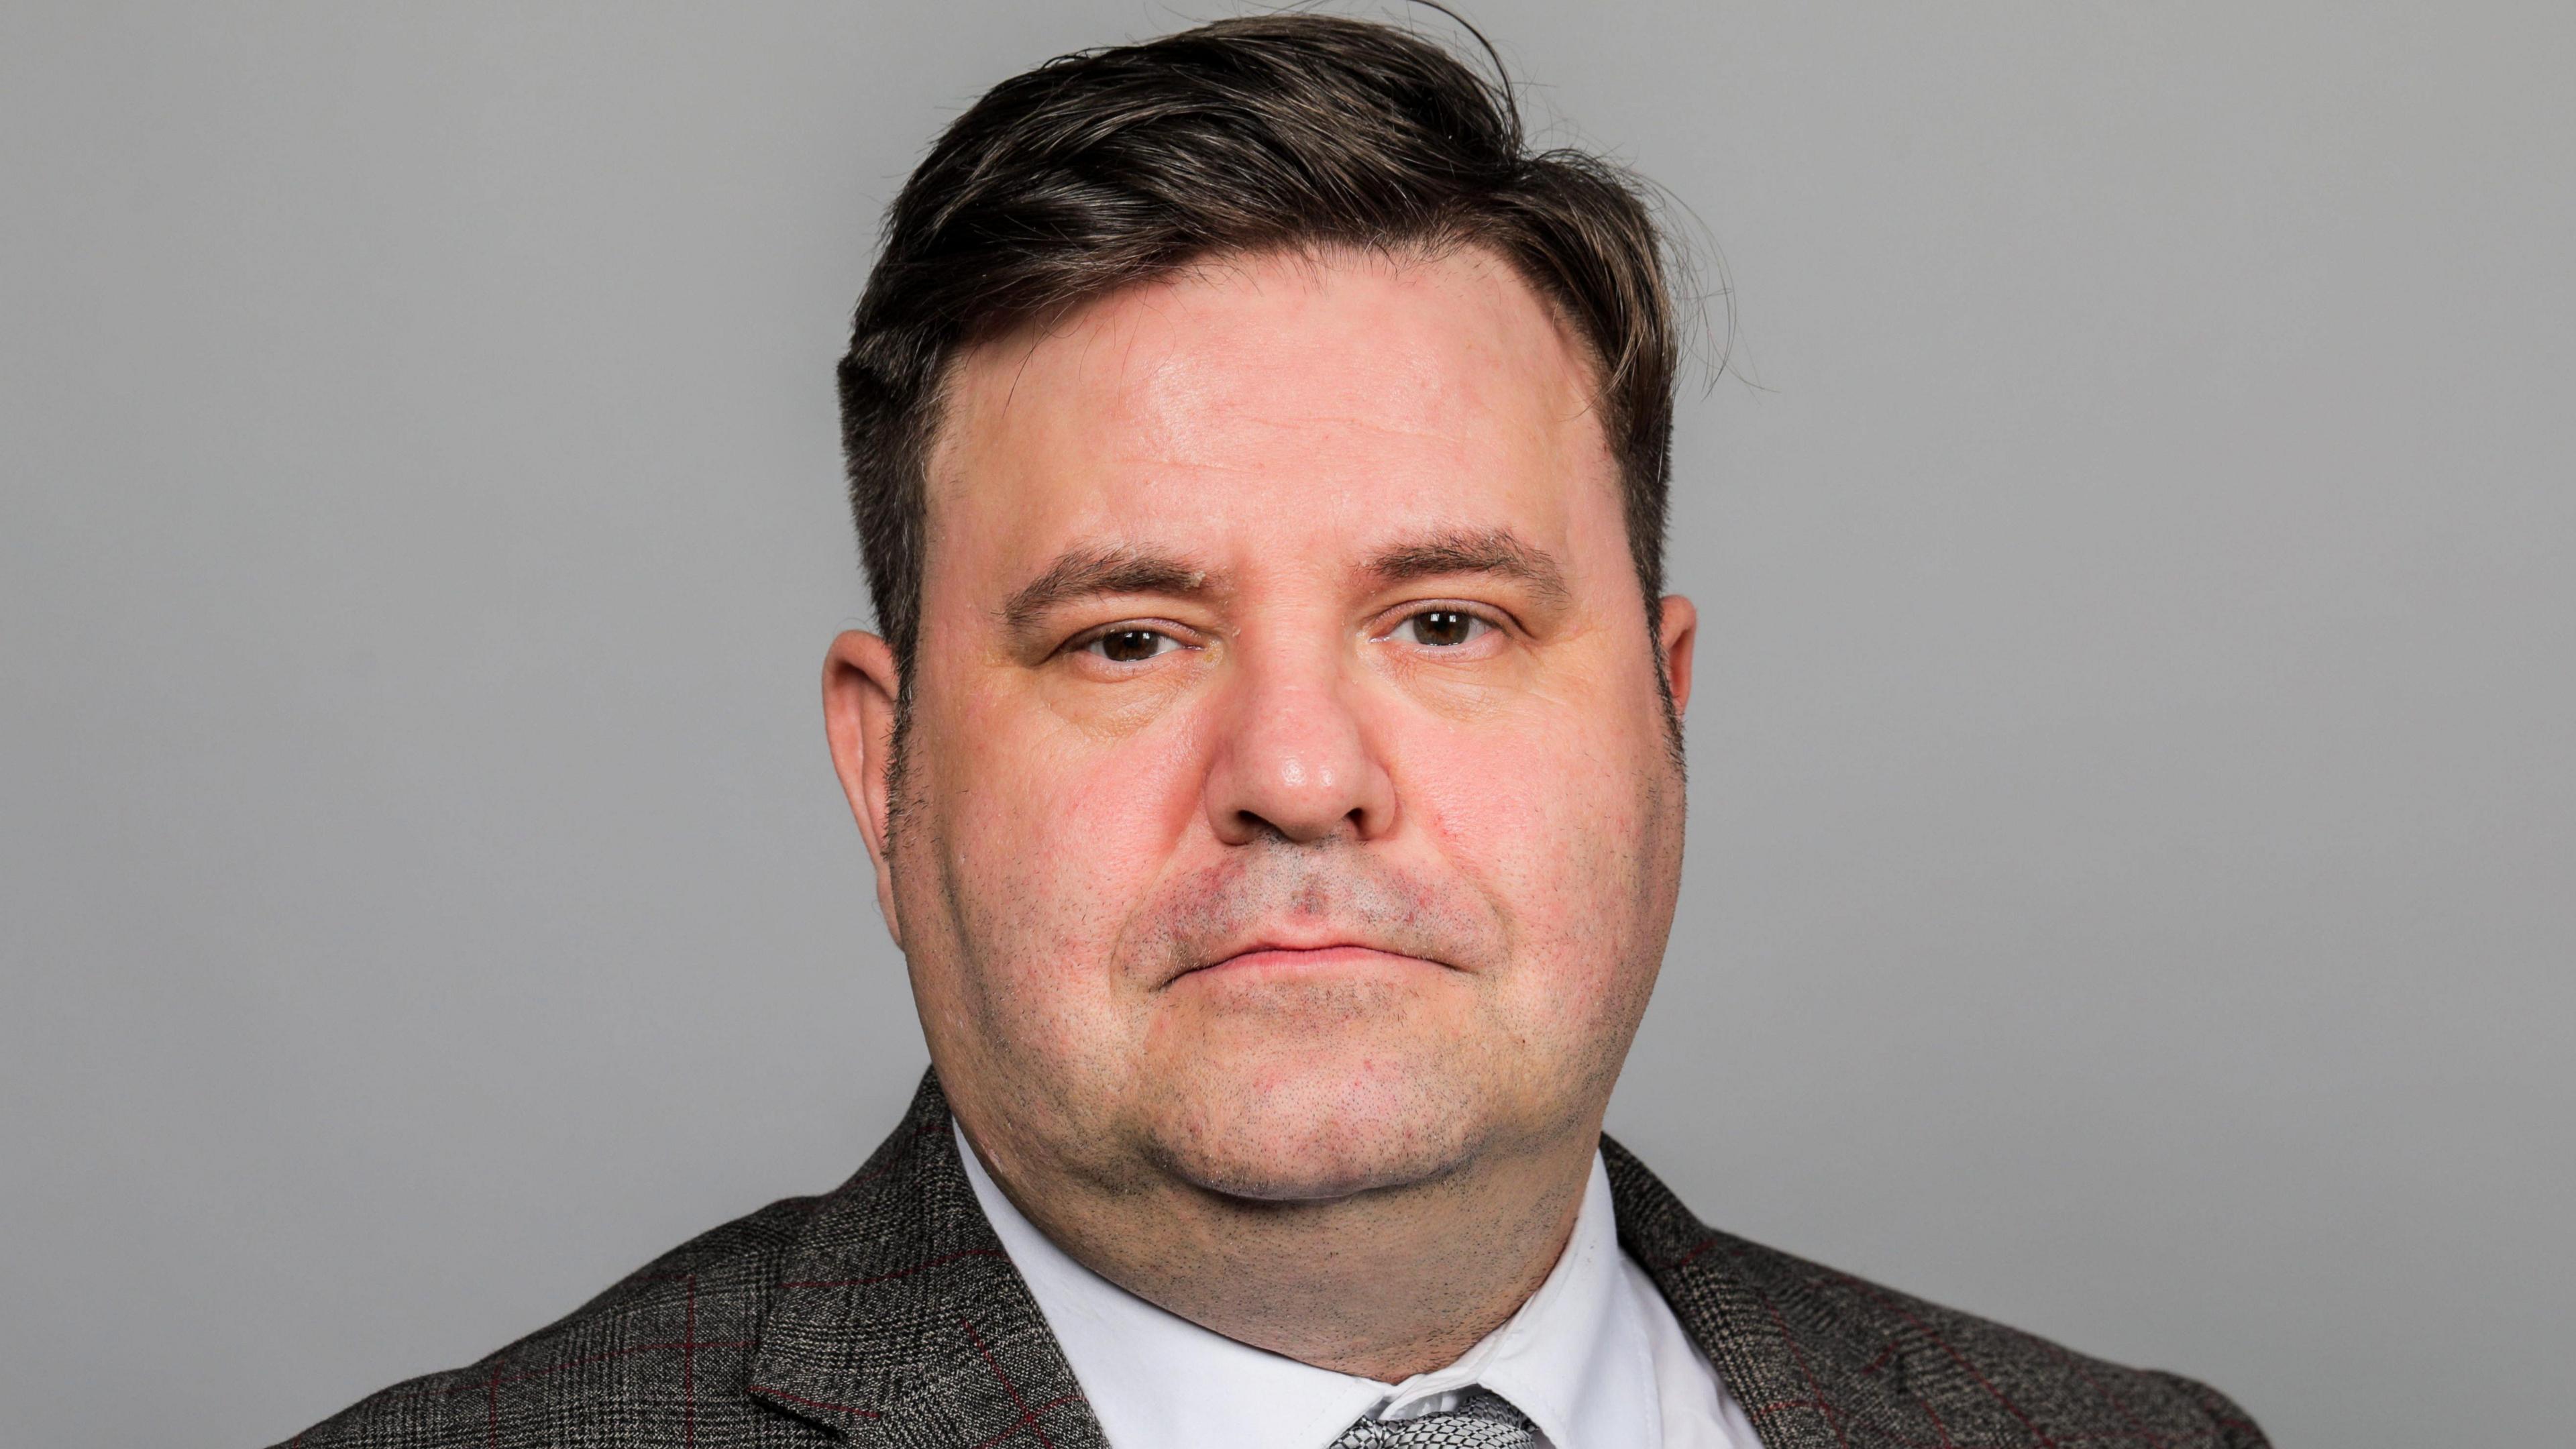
[956,1122,1659,1449]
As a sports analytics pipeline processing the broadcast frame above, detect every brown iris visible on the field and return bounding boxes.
[1096,629,1168,663]
[1407,610,1478,647]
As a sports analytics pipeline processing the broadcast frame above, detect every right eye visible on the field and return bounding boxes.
[1082,628,1184,664]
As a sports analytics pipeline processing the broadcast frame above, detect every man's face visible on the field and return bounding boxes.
[829,246,1695,1205]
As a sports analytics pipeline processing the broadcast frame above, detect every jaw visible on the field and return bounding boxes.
[908,853,1663,1385]
[1122,969,1550,1203]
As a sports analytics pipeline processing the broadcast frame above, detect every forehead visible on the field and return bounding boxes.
[922,245,1621,590]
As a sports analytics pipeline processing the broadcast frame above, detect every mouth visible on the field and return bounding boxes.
[1175,941,1453,985]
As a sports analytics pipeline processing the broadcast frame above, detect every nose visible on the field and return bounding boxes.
[1201,647,1397,847]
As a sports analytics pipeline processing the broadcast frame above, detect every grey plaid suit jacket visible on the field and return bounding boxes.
[277,1071,2268,1448]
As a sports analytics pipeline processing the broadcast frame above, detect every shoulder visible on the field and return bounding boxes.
[270,1073,1004,1449]
[1603,1137,2270,1449]
[271,1192,829,1449]
[1724,1236,2268,1449]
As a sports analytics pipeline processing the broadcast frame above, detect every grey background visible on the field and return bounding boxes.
[3,2,2569,1444]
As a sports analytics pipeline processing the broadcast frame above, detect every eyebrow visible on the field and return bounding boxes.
[994,527,1570,645]
[997,543,1212,640]
[1362,527,1570,605]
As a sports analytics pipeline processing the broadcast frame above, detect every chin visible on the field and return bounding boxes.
[1139,1046,1495,1203]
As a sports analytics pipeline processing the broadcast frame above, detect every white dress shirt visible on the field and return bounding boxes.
[956,1123,1764,1449]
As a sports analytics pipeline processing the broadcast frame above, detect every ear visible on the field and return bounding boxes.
[822,629,906,949]
[1657,594,1699,720]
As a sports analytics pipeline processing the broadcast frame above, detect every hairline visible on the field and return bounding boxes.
[906,235,1639,657]
[879,235,1683,827]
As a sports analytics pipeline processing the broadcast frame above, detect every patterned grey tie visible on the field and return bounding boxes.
[1326,1387,1540,1448]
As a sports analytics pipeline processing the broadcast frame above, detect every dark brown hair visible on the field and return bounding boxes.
[838,12,1681,681]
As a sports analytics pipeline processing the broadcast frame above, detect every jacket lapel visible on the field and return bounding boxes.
[749,1083,1904,1449]
[745,1071,1108,1449]
[1609,1134,1929,1449]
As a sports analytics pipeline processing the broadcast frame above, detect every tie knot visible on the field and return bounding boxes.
[1327,1387,1539,1448]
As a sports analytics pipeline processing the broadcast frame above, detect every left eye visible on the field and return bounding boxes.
[1083,629,1183,663]
[1398,609,1490,648]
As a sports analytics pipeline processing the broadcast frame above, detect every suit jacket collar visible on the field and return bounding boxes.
[746,1071,1105,1448]
[747,1071,1890,1449]
[1609,1136,1941,1449]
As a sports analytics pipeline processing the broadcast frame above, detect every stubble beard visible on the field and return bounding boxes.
[900,695,1686,1216]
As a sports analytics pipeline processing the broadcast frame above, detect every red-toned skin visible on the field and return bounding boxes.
[822,245,1697,1381]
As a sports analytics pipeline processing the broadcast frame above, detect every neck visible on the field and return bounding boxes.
[963,1126,1599,1382]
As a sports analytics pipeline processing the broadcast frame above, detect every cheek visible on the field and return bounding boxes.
[919,687,1209,995]
[1393,688,1674,1018]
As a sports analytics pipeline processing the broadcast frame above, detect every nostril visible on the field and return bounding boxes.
[1201,697,1396,845]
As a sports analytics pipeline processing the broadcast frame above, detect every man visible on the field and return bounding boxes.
[283,15,2265,1448]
